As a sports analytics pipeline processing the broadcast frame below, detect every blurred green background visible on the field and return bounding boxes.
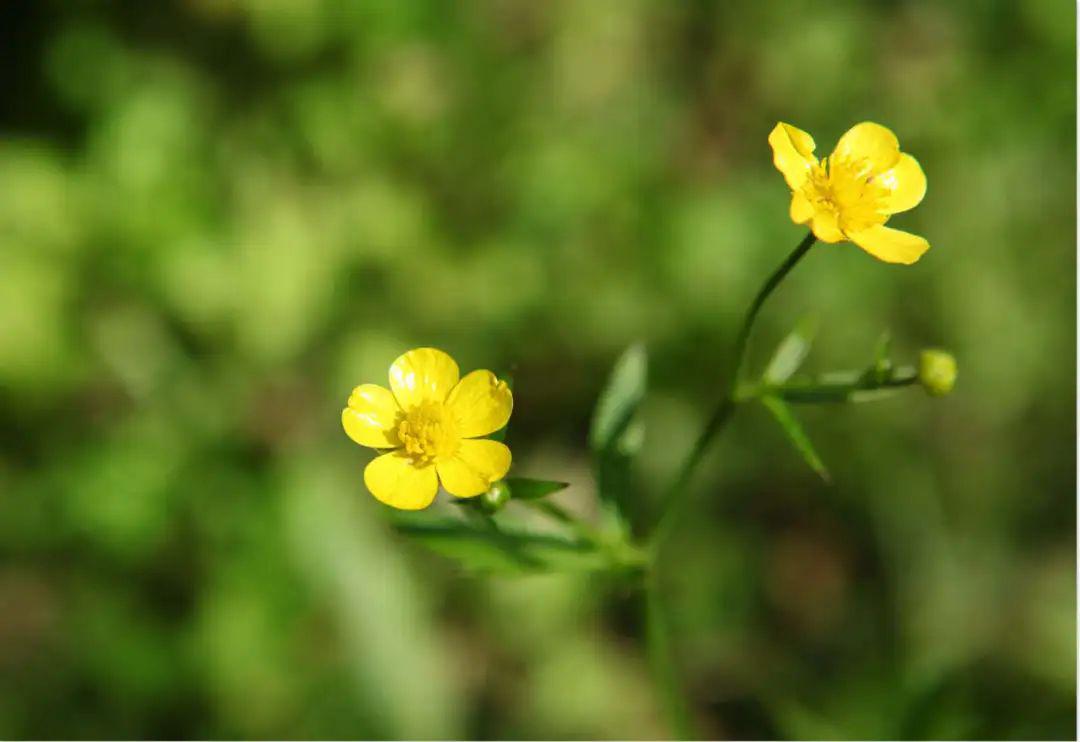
[0,0,1075,738]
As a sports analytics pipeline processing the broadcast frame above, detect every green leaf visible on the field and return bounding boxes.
[393,518,606,574]
[589,344,648,519]
[589,343,647,454]
[872,331,892,365]
[761,396,831,483]
[763,315,818,384]
[504,477,569,500]
[871,331,892,382]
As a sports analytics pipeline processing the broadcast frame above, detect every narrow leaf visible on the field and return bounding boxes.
[871,331,892,382]
[763,315,818,384]
[393,518,605,574]
[872,331,892,365]
[504,477,569,500]
[762,396,831,483]
[589,343,647,453]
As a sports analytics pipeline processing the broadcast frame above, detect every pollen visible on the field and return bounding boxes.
[802,155,890,234]
[396,402,460,463]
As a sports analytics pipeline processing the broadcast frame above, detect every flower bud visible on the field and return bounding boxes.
[478,480,511,514]
[919,349,957,397]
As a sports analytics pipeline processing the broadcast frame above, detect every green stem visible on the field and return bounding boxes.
[728,230,818,394]
[640,231,816,738]
[644,573,696,740]
[738,365,919,404]
[650,230,816,550]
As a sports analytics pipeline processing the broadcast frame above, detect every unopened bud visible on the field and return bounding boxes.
[478,480,511,514]
[919,349,957,397]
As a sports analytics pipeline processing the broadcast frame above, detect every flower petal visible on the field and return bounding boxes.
[849,224,929,265]
[447,370,513,438]
[876,153,926,214]
[810,209,844,243]
[833,122,901,174]
[364,451,439,510]
[769,123,818,190]
[436,439,512,498]
[389,347,460,410]
[789,192,814,224]
[342,384,402,448]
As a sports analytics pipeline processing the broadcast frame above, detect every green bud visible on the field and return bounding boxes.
[478,480,511,514]
[919,349,957,397]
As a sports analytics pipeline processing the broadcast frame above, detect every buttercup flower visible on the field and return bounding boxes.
[769,121,929,264]
[342,347,513,510]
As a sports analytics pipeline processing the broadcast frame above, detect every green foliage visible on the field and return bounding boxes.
[589,343,648,529]
[394,519,606,575]
[504,477,570,501]
[763,315,818,384]
[589,343,648,458]
[0,1,1073,738]
[761,396,831,483]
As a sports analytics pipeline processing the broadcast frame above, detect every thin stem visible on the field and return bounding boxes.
[728,230,818,394]
[644,573,696,740]
[650,231,816,550]
[639,230,817,739]
[738,365,920,404]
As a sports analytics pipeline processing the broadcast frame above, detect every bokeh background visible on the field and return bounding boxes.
[0,0,1075,739]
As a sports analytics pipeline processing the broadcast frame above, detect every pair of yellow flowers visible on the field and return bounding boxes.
[344,122,930,510]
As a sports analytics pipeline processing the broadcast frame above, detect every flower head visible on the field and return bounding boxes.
[769,121,929,264]
[342,347,513,510]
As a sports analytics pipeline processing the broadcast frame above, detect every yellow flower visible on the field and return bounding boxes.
[342,347,513,510]
[769,121,929,264]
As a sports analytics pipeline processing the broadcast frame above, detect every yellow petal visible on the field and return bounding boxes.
[810,209,844,243]
[832,122,901,174]
[364,451,439,510]
[877,153,926,214]
[447,370,513,438]
[789,192,814,224]
[849,224,929,265]
[769,123,817,190]
[388,347,460,410]
[436,439,512,498]
[342,384,402,448]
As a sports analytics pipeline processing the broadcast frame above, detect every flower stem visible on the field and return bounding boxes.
[728,230,818,394]
[644,572,697,740]
[641,231,816,739]
[650,230,816,551]
[738,365,919,404]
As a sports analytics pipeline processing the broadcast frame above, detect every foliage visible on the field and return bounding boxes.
[0,1,1074,739]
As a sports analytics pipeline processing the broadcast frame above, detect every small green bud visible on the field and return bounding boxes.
[478,480,511,514]
[919,349,957,397]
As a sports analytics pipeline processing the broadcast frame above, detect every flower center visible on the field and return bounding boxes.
[396,402,460,463]
[802,155,890,233]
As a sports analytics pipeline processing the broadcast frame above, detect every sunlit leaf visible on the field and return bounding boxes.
[871,331,892,382]
[763,314,818,384]
[504,477,569,500]
[589,343,647,453]
[394,518,606,574]
[589,343,647,517]
[762,396,831,482]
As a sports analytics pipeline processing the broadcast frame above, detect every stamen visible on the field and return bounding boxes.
[397,402,460,463]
